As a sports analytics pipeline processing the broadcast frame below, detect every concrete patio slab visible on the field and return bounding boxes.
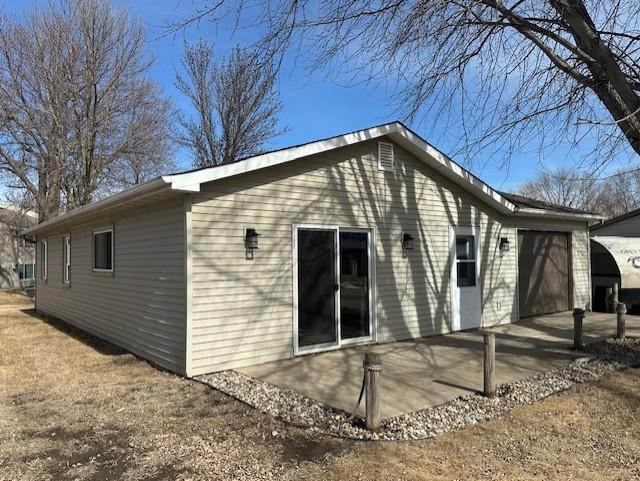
[238,311,640,419]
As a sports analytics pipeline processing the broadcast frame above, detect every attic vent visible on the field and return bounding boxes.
[377,141,395,171]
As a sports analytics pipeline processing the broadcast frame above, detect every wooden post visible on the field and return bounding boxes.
[363,352,382,432]
[616,302,627,340]
[613,282,619,307]
[605,287,613,313]
[483,331,496,398]
[573,308,585,350]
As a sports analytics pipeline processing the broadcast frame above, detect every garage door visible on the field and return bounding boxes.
[518,231,570,318]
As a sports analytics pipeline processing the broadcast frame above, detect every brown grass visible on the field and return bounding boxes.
[1,292,639,480]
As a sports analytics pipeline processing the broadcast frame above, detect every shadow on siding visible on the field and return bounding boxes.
[26,309,127,356]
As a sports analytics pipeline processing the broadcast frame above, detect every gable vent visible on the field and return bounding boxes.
[377,141,395,171]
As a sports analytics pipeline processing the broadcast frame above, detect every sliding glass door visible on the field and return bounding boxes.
[339,231,370,341]
[296,226,373,353]
[297,228,338,349]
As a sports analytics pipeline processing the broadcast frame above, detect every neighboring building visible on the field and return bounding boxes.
[590,209,640,311]
[23,122,599,376]
[0,204,36,290]
[591,209,640,237]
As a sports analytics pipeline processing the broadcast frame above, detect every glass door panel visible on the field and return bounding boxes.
[297,229,338,348]
[339,231,370,340]
[455,235,477,287]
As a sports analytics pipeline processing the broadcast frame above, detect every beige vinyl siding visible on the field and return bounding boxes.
[571,227,591,309]
[1,222,35,289]
[35,200,187,373]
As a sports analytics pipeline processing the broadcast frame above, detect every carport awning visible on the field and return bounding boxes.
[592,236,640,289]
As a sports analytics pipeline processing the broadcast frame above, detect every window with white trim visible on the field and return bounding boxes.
[63,235,71,284]
[40,240,48,280]
[93,228,113,272]
[377,141,395,171]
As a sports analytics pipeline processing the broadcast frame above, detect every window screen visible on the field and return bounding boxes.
[93,230,113,271]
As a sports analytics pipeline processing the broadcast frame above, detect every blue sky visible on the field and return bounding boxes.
[1,0,634,192]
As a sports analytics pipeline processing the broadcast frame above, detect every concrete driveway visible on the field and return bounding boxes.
[239,311,639,418]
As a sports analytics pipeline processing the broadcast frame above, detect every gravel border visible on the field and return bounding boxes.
[197,338,640,441]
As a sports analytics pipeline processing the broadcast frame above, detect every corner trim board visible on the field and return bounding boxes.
[184,196,193,376]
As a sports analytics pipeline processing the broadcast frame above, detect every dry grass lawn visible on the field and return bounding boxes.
[1,291,640,480]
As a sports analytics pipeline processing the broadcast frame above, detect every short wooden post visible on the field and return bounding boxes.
[363,352,382,432]
[606,287,613,313]
[483,331,496,398]
[616,302,627,340]
[573,308,585,350]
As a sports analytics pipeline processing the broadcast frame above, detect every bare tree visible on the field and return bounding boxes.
[171,0,640,170]
[594,168,640,216]
[517,165,640,217]
[0,0,174,221]
[517,168,605,212]
[176,41,285,168]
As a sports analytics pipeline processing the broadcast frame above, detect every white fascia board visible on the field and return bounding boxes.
[162,123,402,192]
[514,207,603,222]
[22,178,170,236]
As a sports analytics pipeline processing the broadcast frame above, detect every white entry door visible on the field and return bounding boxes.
[450,226,482,330]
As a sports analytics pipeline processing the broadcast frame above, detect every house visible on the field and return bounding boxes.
[23,122,600,376]
[590,209,640,311]
[0,204,36,290]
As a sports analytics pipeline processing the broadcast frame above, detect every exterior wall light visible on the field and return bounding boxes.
[499,237,510,253]
[245,228,261,250]
[402,232,415,251]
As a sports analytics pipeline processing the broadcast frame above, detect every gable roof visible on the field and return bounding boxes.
[24,121,600,235]
[163,122,518,212]
[591,206,640,232]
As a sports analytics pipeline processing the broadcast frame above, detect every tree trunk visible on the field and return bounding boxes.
[550,0,640,155]
[37,157,61,222]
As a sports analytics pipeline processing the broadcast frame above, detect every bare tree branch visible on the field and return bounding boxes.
[518,164,640,217]
[175,41,286,168]
[174,0,640,170]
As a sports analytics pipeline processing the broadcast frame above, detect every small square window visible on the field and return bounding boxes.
[93,229,113,272]
[18,263,34,280]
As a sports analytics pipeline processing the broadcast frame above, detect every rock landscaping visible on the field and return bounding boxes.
[197,337,640,441]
